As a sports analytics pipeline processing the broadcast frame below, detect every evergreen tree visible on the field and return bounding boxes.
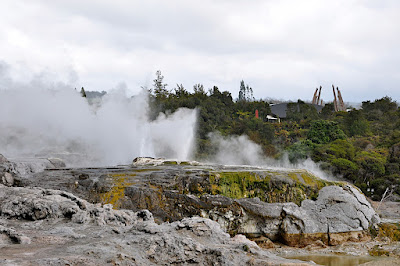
[245,84,254,101]
[153,70,168,96]
[239,80,246,101]
[238,80,254,102]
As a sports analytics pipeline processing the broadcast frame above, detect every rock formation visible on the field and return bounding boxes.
[0,154,66,187]
[0,184,307,265]
[9,156,381,249]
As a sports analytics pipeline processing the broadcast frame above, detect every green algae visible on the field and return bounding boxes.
[131,168,158,172]
[163,161,178,165]
[208,170,338,205]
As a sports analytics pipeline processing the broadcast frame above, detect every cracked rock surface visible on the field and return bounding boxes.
[0,184,309,265]
[7,155,381,247]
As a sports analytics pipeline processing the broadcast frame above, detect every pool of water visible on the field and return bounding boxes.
[285,254,376,266]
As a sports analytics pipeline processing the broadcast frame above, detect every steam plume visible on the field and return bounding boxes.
[208,133,336,181]
[0,83,197,166]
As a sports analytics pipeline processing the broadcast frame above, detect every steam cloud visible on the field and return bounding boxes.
[0,62,335,180]
[0,81,197,166]
[208,133,336,181]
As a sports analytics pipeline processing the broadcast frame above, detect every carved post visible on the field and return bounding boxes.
[337,87,345,111]
[317,86,322,105]
[312,88,318,104]
[332,84,338,112]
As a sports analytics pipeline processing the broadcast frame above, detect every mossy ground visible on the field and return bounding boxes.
[208,170,338,205]
[371,223,400,242]
[96,167,343,208]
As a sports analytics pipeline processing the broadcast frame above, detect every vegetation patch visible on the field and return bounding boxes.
[208,170,337,205]
[373,223,400,242]
[131,168,159,173]
[163,161,178,165]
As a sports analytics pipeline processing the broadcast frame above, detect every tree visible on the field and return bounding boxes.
[331,158,359,181]
[239,80,246,101]
[174,84,189,99]
[362,96,397,115]
[343,109,370,137]
[153,70,168,96]
[320,103,335,119]
[238,80,254,102]
[193,84,206,95]
[355,150,387,178]
[307,120,346,144]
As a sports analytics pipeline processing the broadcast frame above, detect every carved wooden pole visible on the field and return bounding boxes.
[312,88,318,104]
[337,87,345,111]
[332,84,338,112]
[317,86,322,105]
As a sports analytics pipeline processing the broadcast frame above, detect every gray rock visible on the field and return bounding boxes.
[11,160,381,246]
[0,185,306,265]
[197,185,380,246]
[0,185,144,227]
[0,155,66,182]
[0,154,15,186]
[1,172,13,186]
[298,185,381,234]
[0,224,31,244]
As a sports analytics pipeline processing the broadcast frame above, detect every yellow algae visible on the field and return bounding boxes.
[376,223,400,242]
[109,173,137,177]
[99,174,135,209]
[300,172,314,185]
[288,172,299,182]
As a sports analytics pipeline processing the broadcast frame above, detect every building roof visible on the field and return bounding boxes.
[270,102,324,118]
[270,103,289,118]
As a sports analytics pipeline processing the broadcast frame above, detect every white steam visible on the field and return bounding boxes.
[208,133,266,166]
[208,133,336,181]
[0,86,197,167]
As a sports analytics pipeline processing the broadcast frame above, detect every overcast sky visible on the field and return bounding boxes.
[1,0,399,103]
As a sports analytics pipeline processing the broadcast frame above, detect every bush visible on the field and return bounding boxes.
[355,150,387,177]
[307,120,346,144]
[326,139,356,160]
[331,158,359,181]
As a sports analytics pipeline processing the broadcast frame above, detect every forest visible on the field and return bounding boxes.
[145,71,400,201]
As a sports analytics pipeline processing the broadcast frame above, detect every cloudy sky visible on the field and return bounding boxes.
[1,0,399,102]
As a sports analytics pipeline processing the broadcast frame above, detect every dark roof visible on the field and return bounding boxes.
[270,103,324,118]
[270,103,289,118]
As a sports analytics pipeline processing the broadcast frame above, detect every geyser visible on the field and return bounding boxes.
[0,87,197,167]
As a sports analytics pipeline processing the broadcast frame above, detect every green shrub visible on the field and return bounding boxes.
[307,120,346,144]
[331,158,359,181]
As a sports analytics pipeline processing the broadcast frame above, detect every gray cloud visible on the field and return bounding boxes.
[0,0,399,102]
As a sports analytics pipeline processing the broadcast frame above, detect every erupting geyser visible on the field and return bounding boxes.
[0,87,197,167]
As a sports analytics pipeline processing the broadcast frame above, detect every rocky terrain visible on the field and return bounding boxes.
[0,184,310,265]
[1,155,399,265]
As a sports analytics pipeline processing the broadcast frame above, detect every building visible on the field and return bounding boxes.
[269,102,323,120]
